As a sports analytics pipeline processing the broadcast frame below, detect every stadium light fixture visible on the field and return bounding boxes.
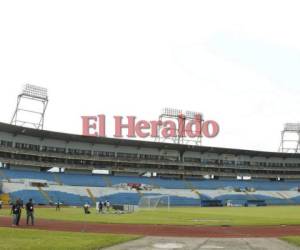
[157,107,204,145]
[185,110,202,119]
[279,123,300,153]
[162,108,183,117]
[22,84,48,100]
[11,84,49,129]
[284,123,300,132]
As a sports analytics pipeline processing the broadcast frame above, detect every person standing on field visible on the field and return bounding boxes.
[56,200,61,211]
[11,199,22,226]
[26,198,34,225]
[99,201,103,213]
[106,200,110,212]
[16,198,23,226]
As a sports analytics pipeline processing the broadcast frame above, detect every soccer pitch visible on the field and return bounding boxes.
[0,227,138,250]
[1,206,300,226]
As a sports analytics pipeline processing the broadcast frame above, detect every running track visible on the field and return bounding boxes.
[1,216,300,237]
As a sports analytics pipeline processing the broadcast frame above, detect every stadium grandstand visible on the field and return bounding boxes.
[1,122,300,207]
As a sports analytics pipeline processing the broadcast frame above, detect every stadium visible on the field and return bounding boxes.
[2,1,300,248]
[1,121,300,208]
[1,85,300,249]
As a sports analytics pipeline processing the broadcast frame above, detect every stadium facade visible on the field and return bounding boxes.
[1,122,300,206]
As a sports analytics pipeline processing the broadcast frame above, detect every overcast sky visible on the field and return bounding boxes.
[0,0,300,152]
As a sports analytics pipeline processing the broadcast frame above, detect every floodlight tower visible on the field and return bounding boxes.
[184,110,203,145]
[11,84,49,129]
[279,123,300,153]
[156,108,203,145]
[156,108,184,144]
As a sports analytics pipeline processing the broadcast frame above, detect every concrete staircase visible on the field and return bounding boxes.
[184,180,201,200]
[102,176,112,187]
[53,173,63,185]
[86,188,96,205]
[0,170,10,182]
[277,192,295,204]
[243,190,257,200]
[37,187,53,204]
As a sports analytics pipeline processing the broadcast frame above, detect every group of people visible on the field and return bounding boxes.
[11,198,34,226]
[55,200,62,211]
[82,200,111,214]
[96,200,110,213]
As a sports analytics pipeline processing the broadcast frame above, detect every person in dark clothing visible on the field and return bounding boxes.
[26,198,34,225]
[104,200,108,212]
[99,201,103,213]
[16,199,23,226]
[11,199,22,226]
[56,200,60,211]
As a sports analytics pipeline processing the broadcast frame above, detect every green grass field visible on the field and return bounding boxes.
[1,207,300,249]
[1,206,300,226]
[281,236,300,247]
[0,227,138,250]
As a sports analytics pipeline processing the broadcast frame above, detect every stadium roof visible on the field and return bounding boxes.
[0,122,299,158]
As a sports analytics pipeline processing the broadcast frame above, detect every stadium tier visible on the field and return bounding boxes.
[1,169,300,206]
[0,122,300,206]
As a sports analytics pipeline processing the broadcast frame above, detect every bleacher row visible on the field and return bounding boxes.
[8,190,92,206]
[6,187,300,206]
[3,185,202,206]
[1,168,300,190]
[1,168,300,206]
